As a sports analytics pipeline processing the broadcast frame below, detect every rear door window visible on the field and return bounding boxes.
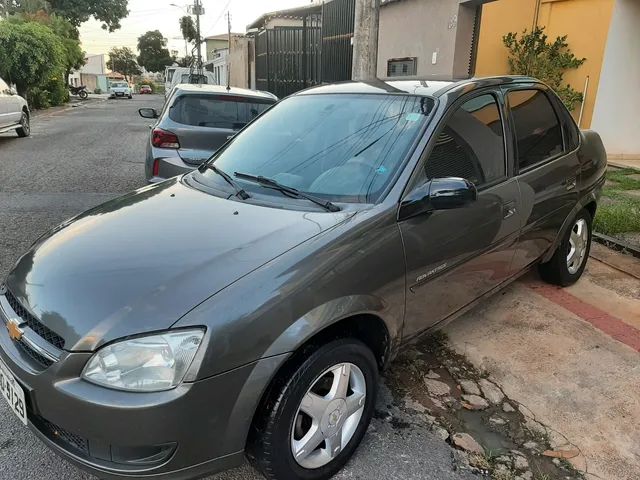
[507,89,564,170]
[169,94,275,129]
[424,93,506,187]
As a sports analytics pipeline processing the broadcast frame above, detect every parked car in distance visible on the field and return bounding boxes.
[109,81,133,99]
[0,77,30,137]
[139,85,153,94]
[0,77,606,480]
[139,84,277,182]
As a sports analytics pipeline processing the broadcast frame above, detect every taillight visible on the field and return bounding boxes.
[151,128,180,149]
[152,159,160,177]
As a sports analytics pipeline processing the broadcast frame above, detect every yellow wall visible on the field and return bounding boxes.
[475,0,615,127]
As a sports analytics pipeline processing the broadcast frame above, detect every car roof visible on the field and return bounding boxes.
[173,83,278,101]
[294,76,540,98]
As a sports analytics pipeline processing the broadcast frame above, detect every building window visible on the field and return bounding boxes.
[387,58,417,77]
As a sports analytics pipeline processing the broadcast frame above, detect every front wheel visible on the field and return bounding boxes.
[539,208,592,286]
[247,339,378,480]
[16,111,30,137]
[79,90,88,100]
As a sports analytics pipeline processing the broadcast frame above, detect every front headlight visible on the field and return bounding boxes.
[82,329,205,392]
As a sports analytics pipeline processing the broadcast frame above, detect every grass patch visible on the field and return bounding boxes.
[594,170,640,235]
[606,168,640,190]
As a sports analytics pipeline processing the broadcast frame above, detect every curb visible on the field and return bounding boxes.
[593,232,640,259]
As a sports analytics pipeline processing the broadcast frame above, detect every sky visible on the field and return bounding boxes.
[79,0,311,56]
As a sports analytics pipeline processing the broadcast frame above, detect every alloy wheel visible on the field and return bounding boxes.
[20,113,30,135]
[290,362,366,469]
[567,218,588,274]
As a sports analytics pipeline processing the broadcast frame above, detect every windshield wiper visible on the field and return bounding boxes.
[201,164,250,200]
[234,172,341,212]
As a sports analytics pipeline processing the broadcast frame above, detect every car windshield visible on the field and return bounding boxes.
[111,82,128,88]
[169,94,275,129]
[194,93,433,204]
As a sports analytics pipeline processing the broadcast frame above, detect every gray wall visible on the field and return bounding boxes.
[377,0,488,79]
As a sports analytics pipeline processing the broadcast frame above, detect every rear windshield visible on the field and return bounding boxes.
[181,74,208,84]
[169,94,275,129]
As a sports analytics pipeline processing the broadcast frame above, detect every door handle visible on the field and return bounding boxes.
[564,177,577,191]
[502,202,517,219]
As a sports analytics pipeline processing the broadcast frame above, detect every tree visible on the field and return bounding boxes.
[107,47,141,81]
[179,15,197,43]
[503,27,586,111]
[2,0,129,31]
[137,30,173,73]
[17,12,85,86]
[0,20,66,99]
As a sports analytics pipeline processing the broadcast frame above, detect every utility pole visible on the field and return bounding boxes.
[192,0,204,73]
[351,0,380,81]
[226,11,231,91]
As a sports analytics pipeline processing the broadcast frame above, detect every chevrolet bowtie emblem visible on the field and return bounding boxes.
[7,318,23,342]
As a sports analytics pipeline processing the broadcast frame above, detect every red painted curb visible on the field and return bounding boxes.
[526,281,640,353]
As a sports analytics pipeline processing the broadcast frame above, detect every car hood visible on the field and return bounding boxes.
[5,178,352,351]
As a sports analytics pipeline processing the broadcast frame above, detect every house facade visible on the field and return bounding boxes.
[68,54,109,92]
[378,0,495,80]
[475,0,640,160]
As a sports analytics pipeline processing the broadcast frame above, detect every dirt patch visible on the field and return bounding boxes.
[384,333,584,480]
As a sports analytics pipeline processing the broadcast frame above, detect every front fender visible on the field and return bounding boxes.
[262,294,399,360]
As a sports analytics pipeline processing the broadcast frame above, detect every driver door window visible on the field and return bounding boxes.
[425,94,506,187]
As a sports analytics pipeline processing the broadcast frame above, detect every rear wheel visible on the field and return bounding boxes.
[247,339,378,480]
[16,111,30,138]
[539,208,592,286]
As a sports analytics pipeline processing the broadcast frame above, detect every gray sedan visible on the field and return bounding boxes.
[0,77,605,480]
[139,84,277,182]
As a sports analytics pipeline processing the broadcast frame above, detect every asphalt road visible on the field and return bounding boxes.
[0,96,472,480]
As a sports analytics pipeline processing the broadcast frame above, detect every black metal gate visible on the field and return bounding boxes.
[255,14,322,99]
[321,0,356,83]
[254,0,355,98]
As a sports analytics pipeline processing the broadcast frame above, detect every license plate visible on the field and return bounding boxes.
[0,358,27,426]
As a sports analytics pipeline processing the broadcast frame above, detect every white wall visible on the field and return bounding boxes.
[591,0,640,157]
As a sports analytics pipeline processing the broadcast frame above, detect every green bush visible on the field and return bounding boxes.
[503,27,586,111]
[94,87,102,94]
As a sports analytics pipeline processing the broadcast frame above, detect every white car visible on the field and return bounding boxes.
[108,81,133,99]
[0,77,30,137]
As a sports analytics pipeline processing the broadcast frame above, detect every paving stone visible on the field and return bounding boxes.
[489,415,507,426]
[451,432,485,455]
[424,369,441,379]
[513,455,529,470]
[459,379,480,395]
[503,402,516,413]
[424,378,451,396]
[461,394,489,410]
[478,378,505,404]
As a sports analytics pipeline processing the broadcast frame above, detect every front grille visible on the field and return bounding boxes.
[5,290,65,349]
[36,416,89,455]
[14,339,54,369]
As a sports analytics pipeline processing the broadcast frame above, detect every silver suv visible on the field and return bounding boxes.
[0,77,30,137]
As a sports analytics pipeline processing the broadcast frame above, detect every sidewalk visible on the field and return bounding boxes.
[444,246,640,480]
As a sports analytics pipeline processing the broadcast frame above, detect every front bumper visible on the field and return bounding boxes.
[0,292,288,479]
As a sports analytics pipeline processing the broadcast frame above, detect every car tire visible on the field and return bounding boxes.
[16,111,30,138]
[539,208,592,287]
[247,338,378,480]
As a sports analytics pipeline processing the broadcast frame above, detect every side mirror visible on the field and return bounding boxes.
[139,108,159,119]
[399,177,477,220]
